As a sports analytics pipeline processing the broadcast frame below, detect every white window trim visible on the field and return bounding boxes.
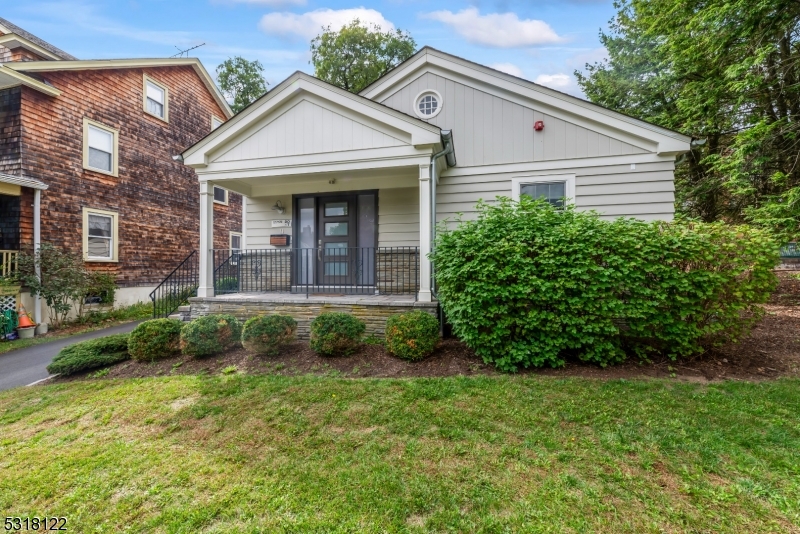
[143,75,169,122]
[82,118,119,177]
[213,186,229,205]
[512,174,576,205]
[82,207,119,263]
[211,115,224,130]
[229,231,242,250]
[413,89,443,120]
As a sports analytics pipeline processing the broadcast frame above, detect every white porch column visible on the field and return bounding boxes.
[198,181,215,297]
[418,163,433,302]
[33,188,42,325]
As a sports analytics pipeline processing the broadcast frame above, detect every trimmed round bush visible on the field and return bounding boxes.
[47,333,130,376]
[309,312,365,356]
[385,311,440,361]
[431,197,779,372]
[180,314,242,357]
[241,315,297,355]
[128,318,184,362]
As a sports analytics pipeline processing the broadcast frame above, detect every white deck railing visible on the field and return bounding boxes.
[0,250,19,278]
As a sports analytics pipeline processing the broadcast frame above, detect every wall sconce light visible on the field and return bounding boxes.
[272,200,285,214]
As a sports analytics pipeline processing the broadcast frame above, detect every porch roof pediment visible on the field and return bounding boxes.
[183,72,443,169]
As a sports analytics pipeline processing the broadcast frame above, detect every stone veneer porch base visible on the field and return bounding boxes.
[189,293,438,339]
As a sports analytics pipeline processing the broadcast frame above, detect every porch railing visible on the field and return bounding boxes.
[149,251,199,318]
[212,247,420,298]
[780,242,799,258]
[0,250,18,278]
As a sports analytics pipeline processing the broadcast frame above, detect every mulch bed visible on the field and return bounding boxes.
[55,271,800,384]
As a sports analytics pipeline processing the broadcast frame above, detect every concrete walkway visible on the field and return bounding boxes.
[0,321,144,392]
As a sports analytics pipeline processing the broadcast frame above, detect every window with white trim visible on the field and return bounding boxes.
[82,207,118,262]
[414,90,443,119]
[512,175,576,208]
[213,186,228,205]
[230,232,242,250]
[211,116,224,130]
[144,76,168,121]
[83,119,118,176]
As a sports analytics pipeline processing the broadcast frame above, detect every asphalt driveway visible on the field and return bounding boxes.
[0,321,143,391]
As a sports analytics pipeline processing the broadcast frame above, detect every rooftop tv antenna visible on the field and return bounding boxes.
[170,43,205,58]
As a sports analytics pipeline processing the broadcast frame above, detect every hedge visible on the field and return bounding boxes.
[241,315,297,355]
[385,311,440,361]
[431,197,779,371]
[309,312,365,356]
[47,333,130,376]
[180,314,242,357]
[128,319,184,362]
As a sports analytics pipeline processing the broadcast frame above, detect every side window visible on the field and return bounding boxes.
[83,119,118,176]
[144,75,168,121]
[83,208,119,262]
[512,175,576,207]
[213,186,228,205]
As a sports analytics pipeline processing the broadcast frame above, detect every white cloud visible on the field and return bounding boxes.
[490,62,524,78]
[534,73,584,97]
[218,0,306,6]
[423,8,563,48]
[567,47,609,69]
[259,8,395,40]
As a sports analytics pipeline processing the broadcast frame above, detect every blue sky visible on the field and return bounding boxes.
[4,0,615,97]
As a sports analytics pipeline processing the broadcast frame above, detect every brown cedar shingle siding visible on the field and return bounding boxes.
[0,88,21,175]
[18,66,240,286]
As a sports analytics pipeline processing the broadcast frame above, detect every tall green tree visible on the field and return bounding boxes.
[576,0,800,240]
[216,57,269,114]
[311,19,416,93]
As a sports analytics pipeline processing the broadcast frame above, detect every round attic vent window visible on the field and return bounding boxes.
[414,90,442,119]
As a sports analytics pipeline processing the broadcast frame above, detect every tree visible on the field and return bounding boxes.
[576,0,800,240]
[311,19,416,93]
[216,57,269,114]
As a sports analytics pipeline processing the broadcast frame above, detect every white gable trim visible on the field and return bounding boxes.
[362,48,691,156]
[184,72,442,168]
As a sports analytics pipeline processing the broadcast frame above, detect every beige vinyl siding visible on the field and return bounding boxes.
[214,99,407,163]
[380,72,647,167]
[436,160,676,225]
[245,188,420,249]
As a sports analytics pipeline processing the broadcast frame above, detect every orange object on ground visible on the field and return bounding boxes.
[17,306,35,328]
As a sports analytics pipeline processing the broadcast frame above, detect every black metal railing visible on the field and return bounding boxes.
[149,251,199,318]
[212,247,419,298]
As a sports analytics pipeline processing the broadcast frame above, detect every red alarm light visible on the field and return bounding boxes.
[534,121,545,131]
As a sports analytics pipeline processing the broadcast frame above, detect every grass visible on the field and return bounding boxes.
[1,375,798,533]
[0,302,151,355]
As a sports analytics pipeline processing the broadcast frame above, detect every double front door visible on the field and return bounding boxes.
[294,192,377,288]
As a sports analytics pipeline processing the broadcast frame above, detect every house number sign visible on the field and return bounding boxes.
[271,219,292,227]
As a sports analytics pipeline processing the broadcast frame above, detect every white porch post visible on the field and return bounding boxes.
[33,188,42,325]
[418,163,433,302]
[198,181,215,297]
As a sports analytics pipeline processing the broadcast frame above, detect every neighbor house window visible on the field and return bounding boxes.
[511,175,576,208]
[414,90,443,119]
[82,119,119,176]
[213,186,228,205]
[230,232,242,250]
[144,75,168,121]
[82,207,119,262]
[211,116,224,130]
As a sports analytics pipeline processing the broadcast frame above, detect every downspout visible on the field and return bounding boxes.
[33,188,42,327]
[429,131,456,333]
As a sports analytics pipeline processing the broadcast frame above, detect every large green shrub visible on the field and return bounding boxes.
[385,311,440,361]
[128,319,184,362]
[47,333,130,376]
[309,312,365,356]
[241,315,297,355]
[431,197,779,372]
[180,314,242,357]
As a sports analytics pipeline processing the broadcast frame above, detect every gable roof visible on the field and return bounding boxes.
[0,17,76,60]
[0,64,60,96]
[7,58,232,117]
[182,70,442,165]
[361,47,691,156]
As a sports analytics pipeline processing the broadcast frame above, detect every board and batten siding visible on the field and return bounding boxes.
[244,187,420,249]
[379,72,647,168]
[214,99,406,163]
[437,160,677,225]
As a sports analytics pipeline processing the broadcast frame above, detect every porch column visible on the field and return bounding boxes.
[418,163,433,302]
[198,181,215,297]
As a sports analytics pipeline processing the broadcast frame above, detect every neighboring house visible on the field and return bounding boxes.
[180,47,692,336]
[0,18,240,324]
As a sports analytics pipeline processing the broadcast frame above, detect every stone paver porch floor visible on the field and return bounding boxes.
[202,292,437,307]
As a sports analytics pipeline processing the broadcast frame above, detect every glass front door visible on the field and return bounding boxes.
[318,195,357,285]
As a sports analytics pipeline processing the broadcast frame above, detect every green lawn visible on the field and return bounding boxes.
[1,375,798,533]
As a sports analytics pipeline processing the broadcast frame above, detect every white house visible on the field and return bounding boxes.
[180,48,691,334]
